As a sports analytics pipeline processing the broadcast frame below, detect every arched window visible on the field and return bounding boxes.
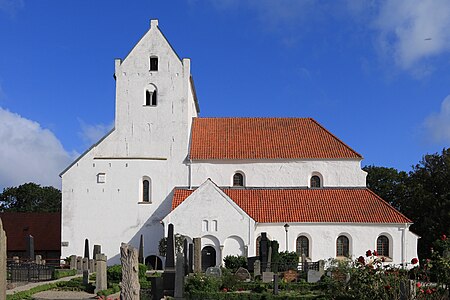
[233,172,244,187]
[145,85,157,106]
[150,56,158,71]
[142,178,151,202]
[310,175,321,188]
[377,235,390,257]
[296,236,309,258]
[336,235,349,257]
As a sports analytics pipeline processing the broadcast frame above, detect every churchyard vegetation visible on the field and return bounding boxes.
[0,182,61,212]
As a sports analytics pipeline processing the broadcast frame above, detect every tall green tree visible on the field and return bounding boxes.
[0,182,61,212]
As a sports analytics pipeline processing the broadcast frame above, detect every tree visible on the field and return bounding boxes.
[0,182,61,212]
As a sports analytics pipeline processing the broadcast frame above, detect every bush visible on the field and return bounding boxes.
[52,268,77,279]
[185,273,222,294]
[107,263,148,286]
[97,283,120,297]
[223,255,247,272]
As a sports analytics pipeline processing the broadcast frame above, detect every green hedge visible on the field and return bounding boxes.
[53,268,77,279]
[186,291,327,300]
[7,283,58,300]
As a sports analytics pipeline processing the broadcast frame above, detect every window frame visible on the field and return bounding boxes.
[336,235,350,257]
[233,172,245,187]
[150,56,158,71]
[296,235,310,258]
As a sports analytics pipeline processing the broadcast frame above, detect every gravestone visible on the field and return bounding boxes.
[26,234,34,260]
[163,224,176,297]
[283,270,298,282]
[83,270,89,285]
[174,253,184,299]
[89,259,95,272]
[259,233,269,266]
[254,260,261,277]
[235,267,251,281]
[82,257,89,271]
[307,260,325,283]
[205,267,222,277]
[84,239,90,259]
[70,255,77,269]
[0,218,7,300]
[93,244,101,260]
[138,234,144,264]
[120,243,140,300]
[262,271,274,283]
[183,239,188,275]
[266,244,272,272]
[273,274,279,295]
[76,256,82,272]
[95,253,107,293]
[188,243,194,273]
[193,238,201,273]
[35,255,42,265]
[12,256,19,263]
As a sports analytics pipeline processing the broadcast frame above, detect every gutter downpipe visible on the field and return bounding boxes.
[188,158,192,189]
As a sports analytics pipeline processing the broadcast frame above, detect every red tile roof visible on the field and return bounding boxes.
[189,118,362,160]
[172,188,411,224]
[0,212,61,251]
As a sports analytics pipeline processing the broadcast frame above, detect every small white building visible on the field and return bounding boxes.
[61,20,418,268]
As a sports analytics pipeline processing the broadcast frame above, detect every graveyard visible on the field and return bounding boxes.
[2,221,449,300]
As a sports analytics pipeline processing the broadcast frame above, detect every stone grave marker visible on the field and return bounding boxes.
[235,267,251,281]
[35,255,42,265]
[183,239,188,275]
[26,234,34,260]
[1,218,7,300]
[93,244,101,260]
[188,243,194,273]
[89,259,95,272]
[120,243,140,300]
[82,257,89,271]
[174,253,184,299]
[95,253,107,293]
[254,260,261,277]
[83,270,89,285]
[193,238,201,273]
[163,224,176,297]
[84,239,90,259]
[205,266,222,277]
[262,271,274,283]
[307,260,325,283]
[273,274,279,295]
[76,256,82,272]
[138,234,144,264]
[70,255,77,269]
[283,270,298,282]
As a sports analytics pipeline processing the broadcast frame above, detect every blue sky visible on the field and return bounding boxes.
[1,0,450,190]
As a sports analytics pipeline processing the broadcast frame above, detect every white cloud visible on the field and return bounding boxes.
[373,0,450,70]
[0,107,73,190]
[0,0,24,16]
[423,95,450,144]
[78,120,114,146]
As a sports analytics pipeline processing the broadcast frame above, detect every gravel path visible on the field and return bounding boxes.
[32,290,97,300]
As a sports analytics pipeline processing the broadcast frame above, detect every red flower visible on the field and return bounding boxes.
[426,288,432,294]
[222,288,228,292]
[357,256,365,265]
[381,257,386,262]
[411,258,418,265]
[384,285,391,291]
[441,234,447,241]
[366,250,372,257]
[416,282,422,288]
[373,250,378,256]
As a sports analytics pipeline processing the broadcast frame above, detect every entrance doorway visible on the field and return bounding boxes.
[201,246,216,271]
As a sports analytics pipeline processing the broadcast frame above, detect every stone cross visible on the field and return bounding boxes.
[193,238,201,273]
[95,253,107,293]
[0,218,7,300]
[120,243,140,300]
[26,234,34,260]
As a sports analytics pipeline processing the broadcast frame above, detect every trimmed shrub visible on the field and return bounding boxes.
[52,268,77,279]
[223,255,247,272]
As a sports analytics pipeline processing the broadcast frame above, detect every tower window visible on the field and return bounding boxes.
[310,175,321,188]
[233,172,244,187]
[145,90,157,106]
[150,57,158,71]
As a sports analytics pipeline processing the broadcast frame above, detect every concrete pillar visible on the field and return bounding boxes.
[95,254,107,293]
[0,218,7,300]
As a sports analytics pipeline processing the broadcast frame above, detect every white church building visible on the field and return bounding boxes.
[61,20,418,268]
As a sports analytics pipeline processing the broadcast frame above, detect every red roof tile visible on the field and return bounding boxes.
[0,212,61,251]
[172,188,411,224]
[189,118,362,160]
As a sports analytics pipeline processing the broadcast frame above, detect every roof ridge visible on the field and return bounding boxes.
[308,118,363,159]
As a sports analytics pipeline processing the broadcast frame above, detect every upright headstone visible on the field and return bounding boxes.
[307,260,325,283]
[35,255,42,265]
[82,257,89,272]
[70,255,77,269]
[174,253,185,299]
[26,234,34,260]
[93,244,101,260]
[83,270,89,285]
[266,244,272,272]
[138,234,144,264]
[235,267,251,281]
[273,274,279,295]
[188,243,194,273]
[120,243,140,300]
[76,256,82,272]
[89,259,95,272]
[95,253,107,293]
[183,239,188,275]
[254,260,261,277]
[193,238,201,273]
[0,218,7,300]
[163,224,176,297]
[84,239,90,259]
[259,232,269,272]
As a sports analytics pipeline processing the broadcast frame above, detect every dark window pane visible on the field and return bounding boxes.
[310,176,321,188]
[296,236,309,257]
[143,180,150,202]
[377,236,389,257]
[233,173,244,186]
[150,57,158,71]
[337,236,349,257]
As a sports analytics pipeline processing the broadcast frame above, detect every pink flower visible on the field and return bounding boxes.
[222,288,228,293]
[366,250,372,257]
[411,258,418,265]
[416,282,422,288]
[441,234,447,241]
